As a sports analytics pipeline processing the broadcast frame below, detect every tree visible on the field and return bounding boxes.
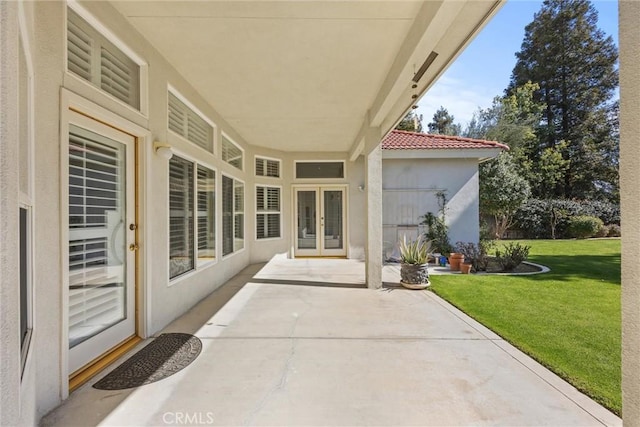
[480,153,531,238]
[427,107,461,135]
[396,110,424,132]
[508,0,619,201]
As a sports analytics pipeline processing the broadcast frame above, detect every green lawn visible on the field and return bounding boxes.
[430,239,621,415]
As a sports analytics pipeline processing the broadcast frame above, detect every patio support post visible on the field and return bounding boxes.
[620,1,640,426]
[364,127,383,289]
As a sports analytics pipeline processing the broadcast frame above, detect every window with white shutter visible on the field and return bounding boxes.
[197,165,215,263]
[67,8,141,109]
[169,156,194,279]
[222,175,244,256]
[168,91,214,153]
[255,157,281,178]
[256,186,281,239]
[222,135,243,170]
[168,157,215,278]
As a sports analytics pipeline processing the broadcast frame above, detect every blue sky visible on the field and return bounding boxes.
[416,0,619,129]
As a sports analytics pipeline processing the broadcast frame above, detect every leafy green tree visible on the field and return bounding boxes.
[427,107,461,135]
[508,0,619,201]
[395,111,424,132]
[464,82,546,196]
[480,153,531,238]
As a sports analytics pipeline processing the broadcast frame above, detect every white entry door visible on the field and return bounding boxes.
[67,112,137,375]
[294,187,346,257]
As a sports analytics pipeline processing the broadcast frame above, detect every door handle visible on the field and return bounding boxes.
[129,223,138,231]
[129,243,139,251]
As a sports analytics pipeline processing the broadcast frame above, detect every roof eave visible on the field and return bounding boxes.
[382,147,504,160]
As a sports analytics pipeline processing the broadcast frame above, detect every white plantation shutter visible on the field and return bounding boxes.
[67,125,126,347]
[256,186,281,239]
[100,46,139,108]
[222,176,234,256]
[234,181,244,251]
[222,176,244,255]
[67,17,92,82]
[169,156,194,278]
[197,166,215,261]
[69,130,120,229]
[67,8,140,110]
[255,157,280,178]
[168,92,214,152]
[222,136,243,170]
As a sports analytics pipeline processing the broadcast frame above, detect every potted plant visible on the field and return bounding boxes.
[399,235,432,290]
[455,241,494,273]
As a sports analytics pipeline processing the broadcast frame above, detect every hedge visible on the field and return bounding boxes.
[513,199,620,239]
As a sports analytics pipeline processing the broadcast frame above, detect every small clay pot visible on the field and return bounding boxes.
[460,262,472,274]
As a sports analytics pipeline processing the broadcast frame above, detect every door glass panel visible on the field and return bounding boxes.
[68,125,127,348]
[297,190,317,249]
[323,190,343,250]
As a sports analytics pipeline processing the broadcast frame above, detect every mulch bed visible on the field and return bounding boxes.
[482,257,542,274]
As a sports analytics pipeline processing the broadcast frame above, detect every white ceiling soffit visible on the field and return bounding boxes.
[111,1,503,154]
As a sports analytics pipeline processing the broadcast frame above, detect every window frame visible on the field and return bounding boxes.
[294,160,347,181]
[255,184,283,241]
[221,133,244,171]
[167,86,216,155]
[221,173,245,258]
[168,152,218,284]
[255,155,282,179]
[65,1,149,116]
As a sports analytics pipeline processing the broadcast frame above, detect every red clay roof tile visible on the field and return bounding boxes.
[382,129,509,151]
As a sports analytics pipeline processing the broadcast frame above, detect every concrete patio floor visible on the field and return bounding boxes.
[42,258,621,426]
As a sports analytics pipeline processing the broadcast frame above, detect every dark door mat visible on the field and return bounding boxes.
[93,333,202,390]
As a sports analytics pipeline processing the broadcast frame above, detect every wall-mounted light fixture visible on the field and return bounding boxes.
[154,141,173,160]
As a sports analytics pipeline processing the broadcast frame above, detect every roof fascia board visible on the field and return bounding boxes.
[382,148,503,160]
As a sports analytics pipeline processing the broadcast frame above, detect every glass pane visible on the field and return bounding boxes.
[324,190,343,250]
[197,166,215,262]
[68,125,127,348]
[234,181,244,251]
[297,191,317,249]
[222,176,234,256]
[169,156,194,278]
[296,162,344,179]
[20,207,29,349]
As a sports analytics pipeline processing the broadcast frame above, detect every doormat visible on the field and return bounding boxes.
[93,333,202,390]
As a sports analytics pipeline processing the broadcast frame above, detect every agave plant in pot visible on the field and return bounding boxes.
[399,235,432,290]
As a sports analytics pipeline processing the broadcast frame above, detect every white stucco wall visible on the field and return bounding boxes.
[382,157,480,248]
[620,1,640,425]
[0,3,373,424]
[1,1,21,425]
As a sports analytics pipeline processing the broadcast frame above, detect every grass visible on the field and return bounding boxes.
[430,239,621,415]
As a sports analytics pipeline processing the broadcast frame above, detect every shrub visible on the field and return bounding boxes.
[567,215,604,239]
[514,198,620,239]
[607,224,621,237]
[455,241,492,272]
[495,242,530,271]
[595,224,610,238]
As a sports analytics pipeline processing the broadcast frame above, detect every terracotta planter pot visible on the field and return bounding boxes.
[460,262,472,274]
[400,263,430,289]
[449,253,464,271]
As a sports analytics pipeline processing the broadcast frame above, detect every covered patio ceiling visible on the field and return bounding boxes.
[110,1,503,154]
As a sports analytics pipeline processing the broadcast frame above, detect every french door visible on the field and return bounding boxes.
[294,186,346,257]
[67,111,137,375]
